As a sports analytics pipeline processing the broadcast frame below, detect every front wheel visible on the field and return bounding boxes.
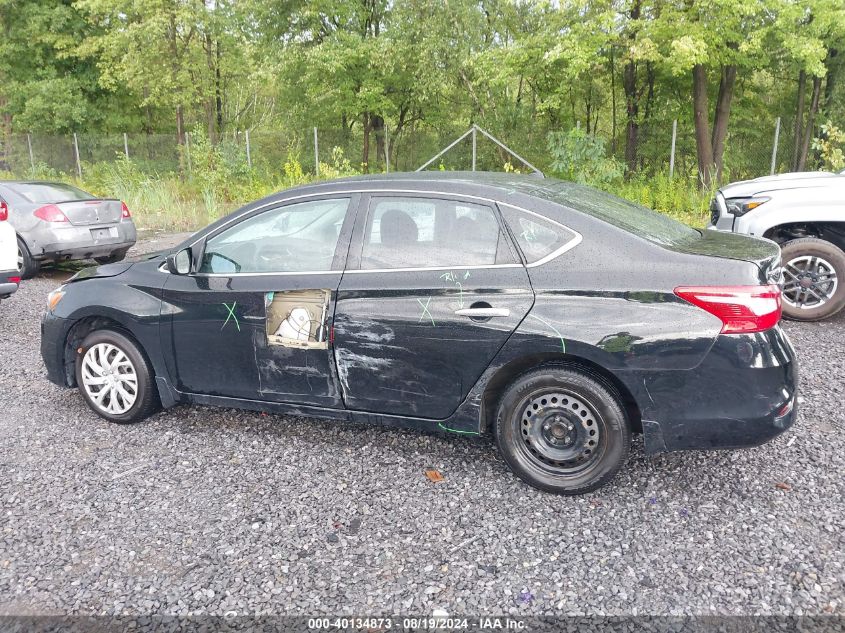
[75,329,159,423]
[780,238,845,322]
[495,366,631,495]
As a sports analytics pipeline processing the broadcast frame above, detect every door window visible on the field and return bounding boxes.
[360,197,516,269]
[200,198,350,274]
[499,205,578,264]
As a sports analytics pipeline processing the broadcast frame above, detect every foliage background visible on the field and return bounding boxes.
[1,0,844,230]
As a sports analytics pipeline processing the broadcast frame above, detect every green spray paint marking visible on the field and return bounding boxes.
[222,301,241,332]
[417,297,435,326]
[438,422,480,435]
[528,313,565,353]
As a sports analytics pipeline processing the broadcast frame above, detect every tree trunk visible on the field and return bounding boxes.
[711,64,736,184]
[176,105,185,146]
[622,59,638,175]
[362,112,371,173]
[792,70,806,171]
[823,49,838,113]
[610,45,617,155]
[215,40,223,136]
[0,97,11,170]
[692,64,714,188]
[371,114,385,166]
[797,76,821,171]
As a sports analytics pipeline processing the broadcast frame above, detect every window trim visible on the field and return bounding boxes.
[184,188,581,276]
[498,202,583,268]
[347,192,523,273]
[191,193,360,277]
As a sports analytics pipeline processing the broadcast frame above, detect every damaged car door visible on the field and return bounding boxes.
[161,195,359,405]
[333,194,534,419]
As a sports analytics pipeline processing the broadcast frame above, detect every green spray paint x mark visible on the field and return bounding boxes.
[222,302,241,332]
[417,297,435,326]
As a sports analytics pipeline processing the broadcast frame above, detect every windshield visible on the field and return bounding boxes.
[541,181,699,246]
[7,182,94,203]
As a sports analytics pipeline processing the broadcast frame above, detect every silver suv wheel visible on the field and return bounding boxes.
[783,255,838,309]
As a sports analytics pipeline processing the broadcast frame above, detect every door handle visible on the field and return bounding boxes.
[454,307,510,318]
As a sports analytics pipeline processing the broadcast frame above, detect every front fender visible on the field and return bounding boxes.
[51,274,167,384]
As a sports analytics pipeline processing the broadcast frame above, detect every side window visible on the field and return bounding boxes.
[360,197,516,269]
[500,205,578,264]
[200,198,350,274]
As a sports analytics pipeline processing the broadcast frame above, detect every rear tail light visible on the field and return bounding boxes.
[121,201,131,219]
[34,204,69,223]
[9,276,21,284]
[674,284,782,334]
[0,200,8,221]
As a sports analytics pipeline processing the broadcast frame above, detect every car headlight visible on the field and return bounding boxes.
[726,196,770,216]
[47,285,66,312]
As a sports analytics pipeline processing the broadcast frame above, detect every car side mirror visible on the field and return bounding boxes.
[166,247,193,275]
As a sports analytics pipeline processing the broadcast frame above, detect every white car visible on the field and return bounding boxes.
[0,199,19,301]
[708,170,845,321]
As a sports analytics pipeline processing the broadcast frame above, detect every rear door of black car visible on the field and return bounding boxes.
[332,193,534,419]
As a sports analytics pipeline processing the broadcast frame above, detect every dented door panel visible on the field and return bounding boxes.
[333,267,534,419]
[161,273,345,406]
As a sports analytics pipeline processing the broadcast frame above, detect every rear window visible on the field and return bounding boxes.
[6,182,94,203]
[545,182,699,245]
[499,205,579,264]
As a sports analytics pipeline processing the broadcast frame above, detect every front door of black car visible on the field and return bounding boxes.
[161,195,359,406]
[333,194,534,419]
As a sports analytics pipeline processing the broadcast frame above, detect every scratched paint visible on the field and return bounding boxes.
[334,348,394,400]
[528,313,566,353]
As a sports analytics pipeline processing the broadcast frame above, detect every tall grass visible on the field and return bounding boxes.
[12,140,714,232]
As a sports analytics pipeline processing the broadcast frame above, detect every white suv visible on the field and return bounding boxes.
[0,200,19,301]
[708,171,845,321]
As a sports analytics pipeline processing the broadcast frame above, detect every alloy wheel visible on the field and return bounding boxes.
[80,343,139,415]
[783,255,838,310]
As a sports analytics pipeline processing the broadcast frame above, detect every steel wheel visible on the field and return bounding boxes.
[80,343,139,415]
[496,366,630,495]
[517,390,602,474]
[783,255,838,310]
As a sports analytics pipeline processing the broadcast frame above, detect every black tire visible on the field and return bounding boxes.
[94,250,129,265]
[780,238,845,322]
[16,237,40,280]
[495,366,631,495]
[74,329,159,424]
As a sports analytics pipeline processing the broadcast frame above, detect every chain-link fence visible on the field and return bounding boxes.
[0,116,828,182]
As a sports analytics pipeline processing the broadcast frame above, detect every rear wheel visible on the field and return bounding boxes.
[16,237,40,279]
[495,366,630,495]
[780,238,845,321]
[74,329,159,423]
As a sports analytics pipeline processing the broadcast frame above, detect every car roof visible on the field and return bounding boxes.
[270,171,605,208]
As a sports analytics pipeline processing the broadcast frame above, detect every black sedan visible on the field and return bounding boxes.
[40,173,797,494]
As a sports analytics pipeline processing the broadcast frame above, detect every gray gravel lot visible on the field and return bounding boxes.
[0,232,843,618]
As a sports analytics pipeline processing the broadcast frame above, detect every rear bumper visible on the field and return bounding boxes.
[0,269,19,297]
[25,221,137,262]
[634,326,797,454]
[41,312,72,386]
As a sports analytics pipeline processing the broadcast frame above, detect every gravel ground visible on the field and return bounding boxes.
[0,232,843,618]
